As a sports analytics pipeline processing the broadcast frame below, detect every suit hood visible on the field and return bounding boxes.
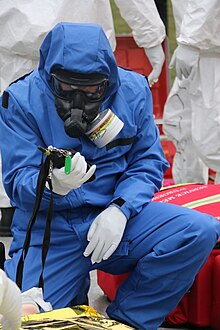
[38,22,120,99]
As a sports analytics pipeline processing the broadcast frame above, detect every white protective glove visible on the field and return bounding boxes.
[169,44,200,80]
[144,44,165,87]
[83,205,127,264]
[51,152,96,195]
[21,287,52,314]
[0,271,22,330]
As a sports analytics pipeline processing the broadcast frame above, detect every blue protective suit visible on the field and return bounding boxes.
[0,23,219,330]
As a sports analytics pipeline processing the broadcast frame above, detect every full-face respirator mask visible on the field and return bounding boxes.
[51,69,124,148]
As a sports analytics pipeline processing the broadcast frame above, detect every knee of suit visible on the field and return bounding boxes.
[134,213,220,283]
[179,211,220,258]
[151,211,220,265]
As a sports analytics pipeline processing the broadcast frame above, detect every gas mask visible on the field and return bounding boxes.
[51,68,124,147]
[51,69,109,138]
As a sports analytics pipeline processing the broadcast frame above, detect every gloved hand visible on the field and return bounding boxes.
[83,205,127,264]
[145,44,165,87]
[0,271,22,330]
[51,152,96,195]
[21,287,52,314]
[169,44,200,80]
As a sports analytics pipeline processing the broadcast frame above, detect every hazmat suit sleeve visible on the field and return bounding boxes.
[110,78,169,219]
[177,0,220,50]
[114,0,166,48]
[0,95,70,213]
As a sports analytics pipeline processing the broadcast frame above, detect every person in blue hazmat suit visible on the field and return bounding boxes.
[0,23,219,330]
[0,0,166,241]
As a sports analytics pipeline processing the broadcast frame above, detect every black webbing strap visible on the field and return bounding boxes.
[38,177,53,290]
[16,154,53,290]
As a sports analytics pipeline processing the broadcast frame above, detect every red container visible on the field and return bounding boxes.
[211,255,220,330]
[114,36,170,121]
[166,247,220,327]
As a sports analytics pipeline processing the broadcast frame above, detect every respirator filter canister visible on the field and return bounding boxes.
[86,108,124,148]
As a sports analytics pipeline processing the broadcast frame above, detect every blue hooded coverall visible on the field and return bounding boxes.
[0,23,219,330]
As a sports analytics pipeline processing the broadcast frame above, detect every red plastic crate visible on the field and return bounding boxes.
[114,36,170,121]
[160,136,176,179]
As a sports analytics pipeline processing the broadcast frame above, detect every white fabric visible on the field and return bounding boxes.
[115,0,165,86]
[190,54,220,178]
[114,0,165,49]
[51,152,96,196]
[171,2,187,38]
[0,270,22,330]
[0,156,11,207]
[169,44,199,80]
[21,287,52,312]
[84,205,127,264]
[163,0,220,184]
[163,78,208,184]
[0,0,165,91]
[176,0,220,53]
[144,44,165,86]
[215,172,220,184]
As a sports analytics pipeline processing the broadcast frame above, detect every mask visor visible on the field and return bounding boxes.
[51,69,108,102]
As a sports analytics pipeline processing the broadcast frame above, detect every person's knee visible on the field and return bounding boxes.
[188,212,220,254]
[152,211,219,260]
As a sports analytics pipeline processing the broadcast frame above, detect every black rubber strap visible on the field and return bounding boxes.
[16,155,52,289]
